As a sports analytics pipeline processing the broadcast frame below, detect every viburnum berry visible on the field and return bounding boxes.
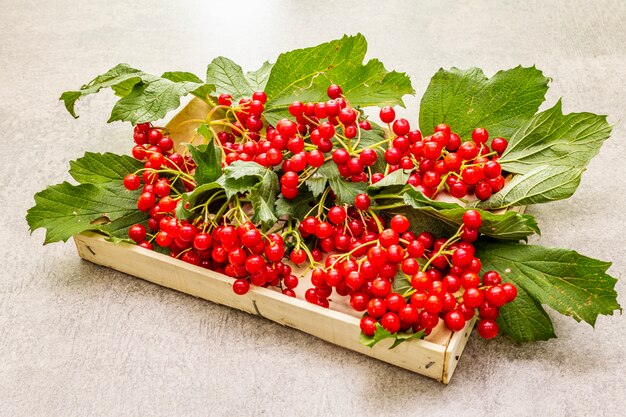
[379,106,396,123]
[491,137,508,154]
[477,319,499,339]
[328,206,347,224]
[444,310,466,331]
[380,312,401,333]
[390,215,410,233]
[327,84,342,99]
[501,283,518,302]
[124,174,141,190]
[128,224,146,243]
[458,141,480,160]
[218,93,232,106]
[472,128,489,144]
[462,210,483,229]
[232,279,250,295]
[360,316,378,337]
[354,194,371,210]
[289,249,307,265]
[392,118,410,136]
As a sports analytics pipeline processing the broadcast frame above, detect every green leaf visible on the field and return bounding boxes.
[263,34,413,125]
[108,77,205,124]
[175,182,225,221]
[476,241,621,338]
[366,169,410,195]
[61,64,211,123]
[60,64,144,118]
[498,100,612,174]
[206,57,254,101]
[275,192,315,220]
[328,177,367,205]
[69,152,143,186]
[419,66,549,139]
[360,323,425,348]
[402,188,540,241]
[250,169,280,230]
[496,285,556,342]
[27,152,150,243]
[187,140,222,185]
[26,182,145,244]
[475,165,584,210]
[245,61,274,92]
[305,161,339,197]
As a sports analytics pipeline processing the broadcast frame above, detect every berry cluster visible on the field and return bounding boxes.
[120,84,518,340]
[377,108,509,201]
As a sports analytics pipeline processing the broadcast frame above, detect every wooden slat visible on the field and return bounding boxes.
[74,232,475,383]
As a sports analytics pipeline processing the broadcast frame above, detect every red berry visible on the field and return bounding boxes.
[128,224,146,243]
[463,287,484,308]
[491,137,508,154]
[380,312,401,333]
[484,161,502,179]
[137,192,156,211]
[328,206,347,224]
[390,215,410,233]
[462,210,482,229]
[458,141,479,160]
[444,310,466,331]
[474,181,493,201]
[218,94,232,106]
[354,193,371,210]
[399,305,419,325]
[233,279,250,295]
[252,91,267,104]
[360,316,378,337]
[472,128,489,144]
[501,283,518,302]
[367,298,387,318]
[124,174,141,190]
[379,106,396,124]
[477,319,499,339]
[332,148,350,165]
[392,118,410,136]
[327,84,343,99]
[289,101,304,117]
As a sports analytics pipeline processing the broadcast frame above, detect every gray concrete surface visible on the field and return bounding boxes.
[2,0,626,416]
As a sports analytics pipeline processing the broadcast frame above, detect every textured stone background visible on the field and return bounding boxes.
[1,1,625,416]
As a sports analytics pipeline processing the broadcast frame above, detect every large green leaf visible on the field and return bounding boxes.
[496,285,556,342]
[498,100,612,174]
[69,152,143,186]
[275,191,316,220]
[206,57,255,101]
[475,165,584,210]
[60,64,212,123]
[418,66,549,139]
[401,188,540,241]
[328,177,367,206]
[26,182,145,244]
[476,241,621,341]
[263,34,413,125]
[245,61,274,92]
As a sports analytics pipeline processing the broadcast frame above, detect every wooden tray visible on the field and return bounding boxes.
[74,231,476,384]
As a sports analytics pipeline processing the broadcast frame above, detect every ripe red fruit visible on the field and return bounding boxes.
[484,161,502,179]
[371,278,392,298]
[390,215,410,233]
[379,106,396,123]
[252,91,267,104]
[483,270,502,286]
[380,312,401,333]
[392,118,410,136]
[306,150,325,168]
[338,107,357,124]
[463,288,484,308]
[289,249,306,265]
[367,298,387,318]
[288,101,304,117]
[399,305,419,325]
[137,192,156,211]
[458,141,480,160]
[491,137,508,154]
[218,93,232,106]
[328,206,347,224]
[359,149,378,166]
[241,229,262,248]
[477,319,499,339]
[360,316,378,336]
[280,171,299,188]
[474,181,493,201]
[327,84,343,99]
[501,283,518,302]
[378,229,399,248]
[332,148,350,165]
[462,210,483,229]
[472,128,489,144]
[444,310,466,331]
[232,279,250,295]
[354,193,371,210]
[124,174,141,190]
[128,224,146,243]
